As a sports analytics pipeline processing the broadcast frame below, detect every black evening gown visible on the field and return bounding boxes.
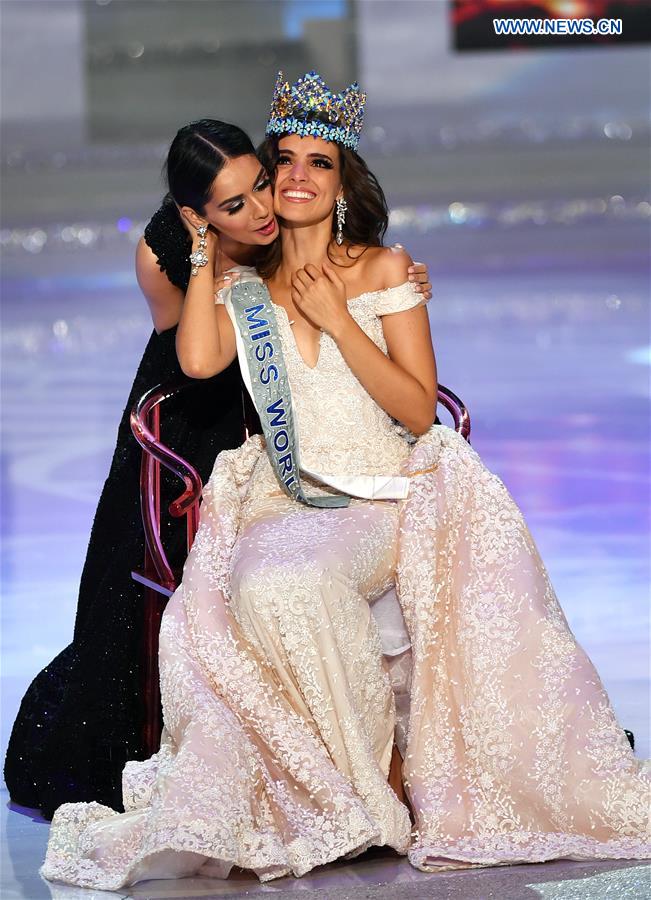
[3,198,248,819]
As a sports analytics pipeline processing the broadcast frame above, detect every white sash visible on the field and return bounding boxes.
[222,273,410,502]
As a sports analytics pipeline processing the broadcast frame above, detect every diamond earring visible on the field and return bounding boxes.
[189,223,209,276]
[335,197,347,245]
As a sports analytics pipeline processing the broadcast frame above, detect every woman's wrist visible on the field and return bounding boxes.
[329,310,356,344]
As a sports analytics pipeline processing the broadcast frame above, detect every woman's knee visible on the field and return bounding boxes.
[231,552,337,622]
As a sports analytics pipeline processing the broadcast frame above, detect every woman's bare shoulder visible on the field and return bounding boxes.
[345,244,414,291]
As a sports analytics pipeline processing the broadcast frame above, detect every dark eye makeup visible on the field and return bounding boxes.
[277,154,334,169]
[225,177,272,215]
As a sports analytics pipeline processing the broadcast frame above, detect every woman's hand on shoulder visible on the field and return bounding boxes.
[391,243,432,300]
[213,269,241,299]
[135,237,185,333]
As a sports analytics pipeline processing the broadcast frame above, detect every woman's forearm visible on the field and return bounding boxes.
[331,316,436,436]
[176,261,220,376]
[175,241,226,378]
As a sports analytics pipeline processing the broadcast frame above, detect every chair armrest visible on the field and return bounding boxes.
[130,379,203,514]
[130,378,203,590]
[437,384,471,441]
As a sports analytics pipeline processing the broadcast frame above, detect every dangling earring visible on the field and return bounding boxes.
[335,197,347,246]
[189,223,209,276]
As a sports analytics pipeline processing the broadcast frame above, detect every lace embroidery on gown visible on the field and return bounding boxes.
[42,281,650,890]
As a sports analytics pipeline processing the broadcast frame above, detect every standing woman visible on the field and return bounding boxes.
[4,118,432,818]
[3,121,275,818]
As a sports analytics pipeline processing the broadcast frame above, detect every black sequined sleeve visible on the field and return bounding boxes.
[143,194,192,294]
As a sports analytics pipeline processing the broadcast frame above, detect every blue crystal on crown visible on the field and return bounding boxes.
[265,71,366,151]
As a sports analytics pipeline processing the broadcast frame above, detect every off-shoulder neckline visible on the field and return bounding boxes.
[269,281,416,370]
[224,266,414,306]
[269,280,414,309]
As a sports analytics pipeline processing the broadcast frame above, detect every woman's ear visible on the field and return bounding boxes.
[179,204,207,232]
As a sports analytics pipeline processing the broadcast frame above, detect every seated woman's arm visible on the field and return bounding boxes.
[291,248,438,436]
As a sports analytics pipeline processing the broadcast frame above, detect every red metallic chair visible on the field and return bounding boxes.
[130,382,471,755]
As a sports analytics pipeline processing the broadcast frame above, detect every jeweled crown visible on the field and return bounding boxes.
[265,71,366,151]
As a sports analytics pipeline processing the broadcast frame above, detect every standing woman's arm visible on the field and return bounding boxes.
[137,197,193,333]
[135,237,185,333]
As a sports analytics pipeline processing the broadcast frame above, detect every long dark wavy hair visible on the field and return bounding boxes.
[256,125,389,279]
[165,119,257,213]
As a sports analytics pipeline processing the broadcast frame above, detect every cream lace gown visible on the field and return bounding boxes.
[42,280,650,890]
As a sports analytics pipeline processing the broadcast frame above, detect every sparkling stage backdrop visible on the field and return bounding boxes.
[1,0,649,813]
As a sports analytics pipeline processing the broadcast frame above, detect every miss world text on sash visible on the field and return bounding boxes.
[223,275,410,505]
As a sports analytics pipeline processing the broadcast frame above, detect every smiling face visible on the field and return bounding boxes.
[181,153,278,245]
[272,134,343,228]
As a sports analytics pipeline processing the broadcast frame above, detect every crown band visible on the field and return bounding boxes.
[265,71,366,151]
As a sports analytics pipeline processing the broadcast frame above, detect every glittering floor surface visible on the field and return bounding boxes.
[1,132,650,898]
[2,796,650,900]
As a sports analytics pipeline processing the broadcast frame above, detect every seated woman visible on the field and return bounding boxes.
[42,72,649,891]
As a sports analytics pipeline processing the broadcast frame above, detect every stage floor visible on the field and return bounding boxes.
[1,144,649,896]
[2,792,650,900]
